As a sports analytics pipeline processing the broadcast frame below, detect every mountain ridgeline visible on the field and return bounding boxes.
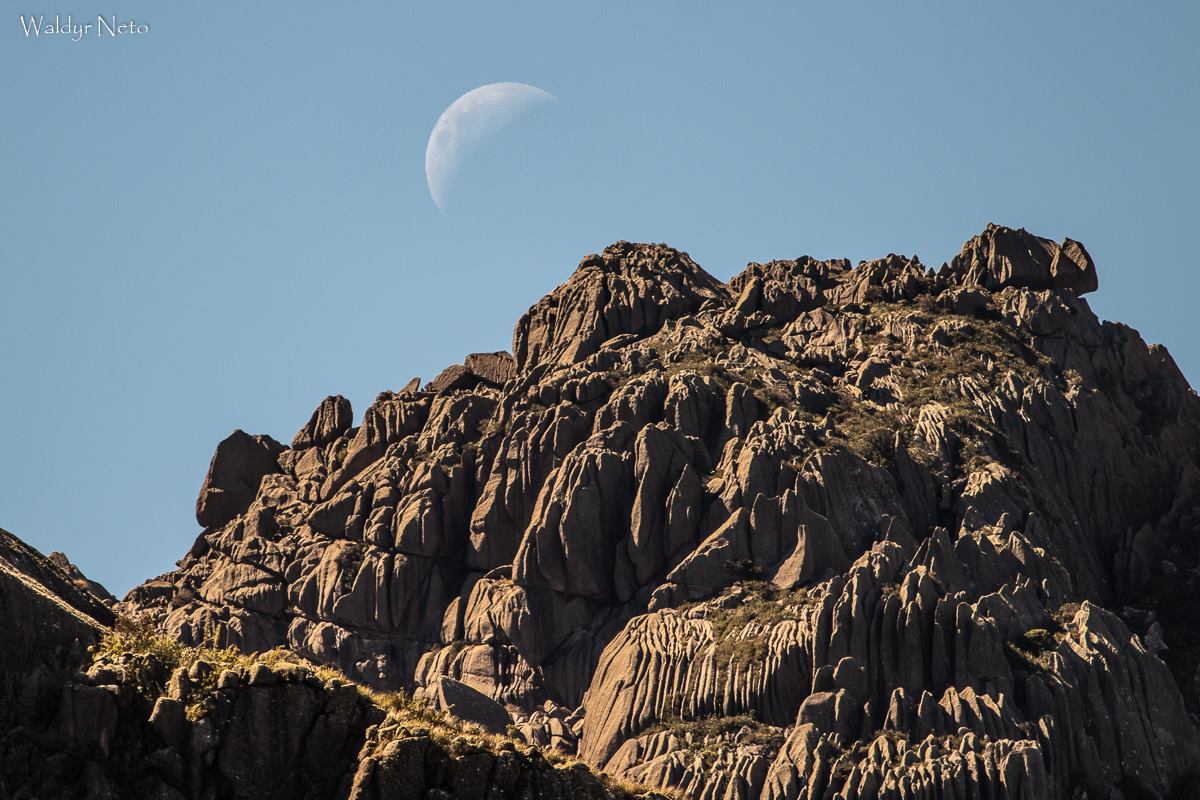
[5,223,1200,799]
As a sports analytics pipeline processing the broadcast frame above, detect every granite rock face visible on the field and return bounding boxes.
[0,529,116,792]
[5,640,659,800]
[0,529,114,697]
[121,224,1200,799]
[941,223,1099,295]
[195,430,287,529]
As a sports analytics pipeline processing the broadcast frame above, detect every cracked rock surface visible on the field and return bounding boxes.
[112,225,1200,799]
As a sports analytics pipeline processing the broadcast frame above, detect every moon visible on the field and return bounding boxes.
[425,82,557,212]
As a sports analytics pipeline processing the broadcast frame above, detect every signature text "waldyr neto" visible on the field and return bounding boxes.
[19,15,149,41]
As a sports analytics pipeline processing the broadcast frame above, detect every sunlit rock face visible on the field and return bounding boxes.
[123,224,1200,799]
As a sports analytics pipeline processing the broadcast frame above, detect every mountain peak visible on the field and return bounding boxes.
[7,226,1200,800]
[513,240,729,373]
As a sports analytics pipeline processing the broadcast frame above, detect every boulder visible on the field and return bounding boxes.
[429,676,513,734]
[427,363,478,393]
[195,429,286,528]
[466,351,516,385]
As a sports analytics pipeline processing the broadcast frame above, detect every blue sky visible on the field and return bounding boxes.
[2,2,1197,595]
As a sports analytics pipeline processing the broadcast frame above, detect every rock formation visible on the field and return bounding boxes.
[1,528,114,718]
[10,223,1200,799]
[0,529,653,800]
[46,551,118,605]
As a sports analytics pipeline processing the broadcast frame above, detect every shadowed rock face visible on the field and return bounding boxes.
[195,430,287,529]
[5,641,658,800]
[0,529,114,684]
[0,528,115,783]
[120,224,1200,799]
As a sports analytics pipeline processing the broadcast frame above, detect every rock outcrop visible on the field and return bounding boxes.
[3,626,662,800]
[0,528,116,793]
[0,529,114,725]
[941,223,1099,295]
[47,551,118,604]
[513,241,729,372]
[195,430,287,529]
[111,224,1200,798]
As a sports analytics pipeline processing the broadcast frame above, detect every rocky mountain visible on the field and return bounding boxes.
[0,530,652,800]
[7,222,1200,799]
[1,528,114,721]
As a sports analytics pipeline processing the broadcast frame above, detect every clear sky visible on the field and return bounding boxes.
[2,2,1197,596]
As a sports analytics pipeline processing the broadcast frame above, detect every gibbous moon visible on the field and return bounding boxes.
[425,82,557,212]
